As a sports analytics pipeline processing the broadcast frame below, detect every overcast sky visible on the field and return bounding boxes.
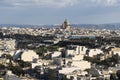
[0,0,120,25]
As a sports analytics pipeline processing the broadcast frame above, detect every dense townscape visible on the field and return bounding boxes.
[0,20,120,80]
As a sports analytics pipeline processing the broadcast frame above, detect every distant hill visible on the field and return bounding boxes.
[0,24,59,28]
[71,23,120,30]
[0,23,120,30]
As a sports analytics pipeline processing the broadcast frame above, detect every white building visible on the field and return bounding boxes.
[31,59,51,69]
[72,54,84,61]
[88,49,103,57]
[13,50,39,62]
[31,59,43,69]
[110,47,120,56]
[59,67,80,75]
[66,45,88,57]
[76,46,87,55]
[0,39,16,50]
[66,49,76,57]
[71,61,91,70]
[59,67,90,80]
[52,51,62,59]
[4,39,16,50]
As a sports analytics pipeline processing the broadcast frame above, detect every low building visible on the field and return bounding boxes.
[59,67,80,75]
[89,67,110,79]
[71,60,91,70]
[72,54,84,61]
[110,47,120,56]
[66,49,76,57]
[69,35,96,40]
[31,58,51,69]
[5,70,21,80]
[76,46,88,55]
[0,39,16,50]
[31,59,43,69]
[88,49,103,57]
[51,51,62,59]
[13,50,39,62]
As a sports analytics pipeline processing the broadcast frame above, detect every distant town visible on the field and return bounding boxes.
[0,20,120,80]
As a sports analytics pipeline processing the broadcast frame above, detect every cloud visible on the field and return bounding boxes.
[91,0,119,6]
[0,0,79,8]
[34,0,79,7]
[0,0,120,8]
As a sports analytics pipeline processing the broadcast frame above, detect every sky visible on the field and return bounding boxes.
[0,0,120,25]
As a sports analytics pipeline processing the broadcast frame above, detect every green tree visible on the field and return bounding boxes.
[18,60,31,68]
[116,70,120,79]
[0,64,5,69]
[12,66,24,77]
[47,46,59,52]
[6,54,13,67]
[110,73,116,80]
[35,46,47,56]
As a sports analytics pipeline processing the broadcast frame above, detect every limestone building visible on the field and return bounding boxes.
[61,19,71,30]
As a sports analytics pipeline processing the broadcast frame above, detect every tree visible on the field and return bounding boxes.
[35,46,47,56]
[110,73,116,80]
[6,54,13,66]
[18,60,31,68]
[0,32,3,38]
[6,54,13,61]
[47,46,59,52]
[0,64,5,69]
[12,66,24,77]
[116,70,120,79]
